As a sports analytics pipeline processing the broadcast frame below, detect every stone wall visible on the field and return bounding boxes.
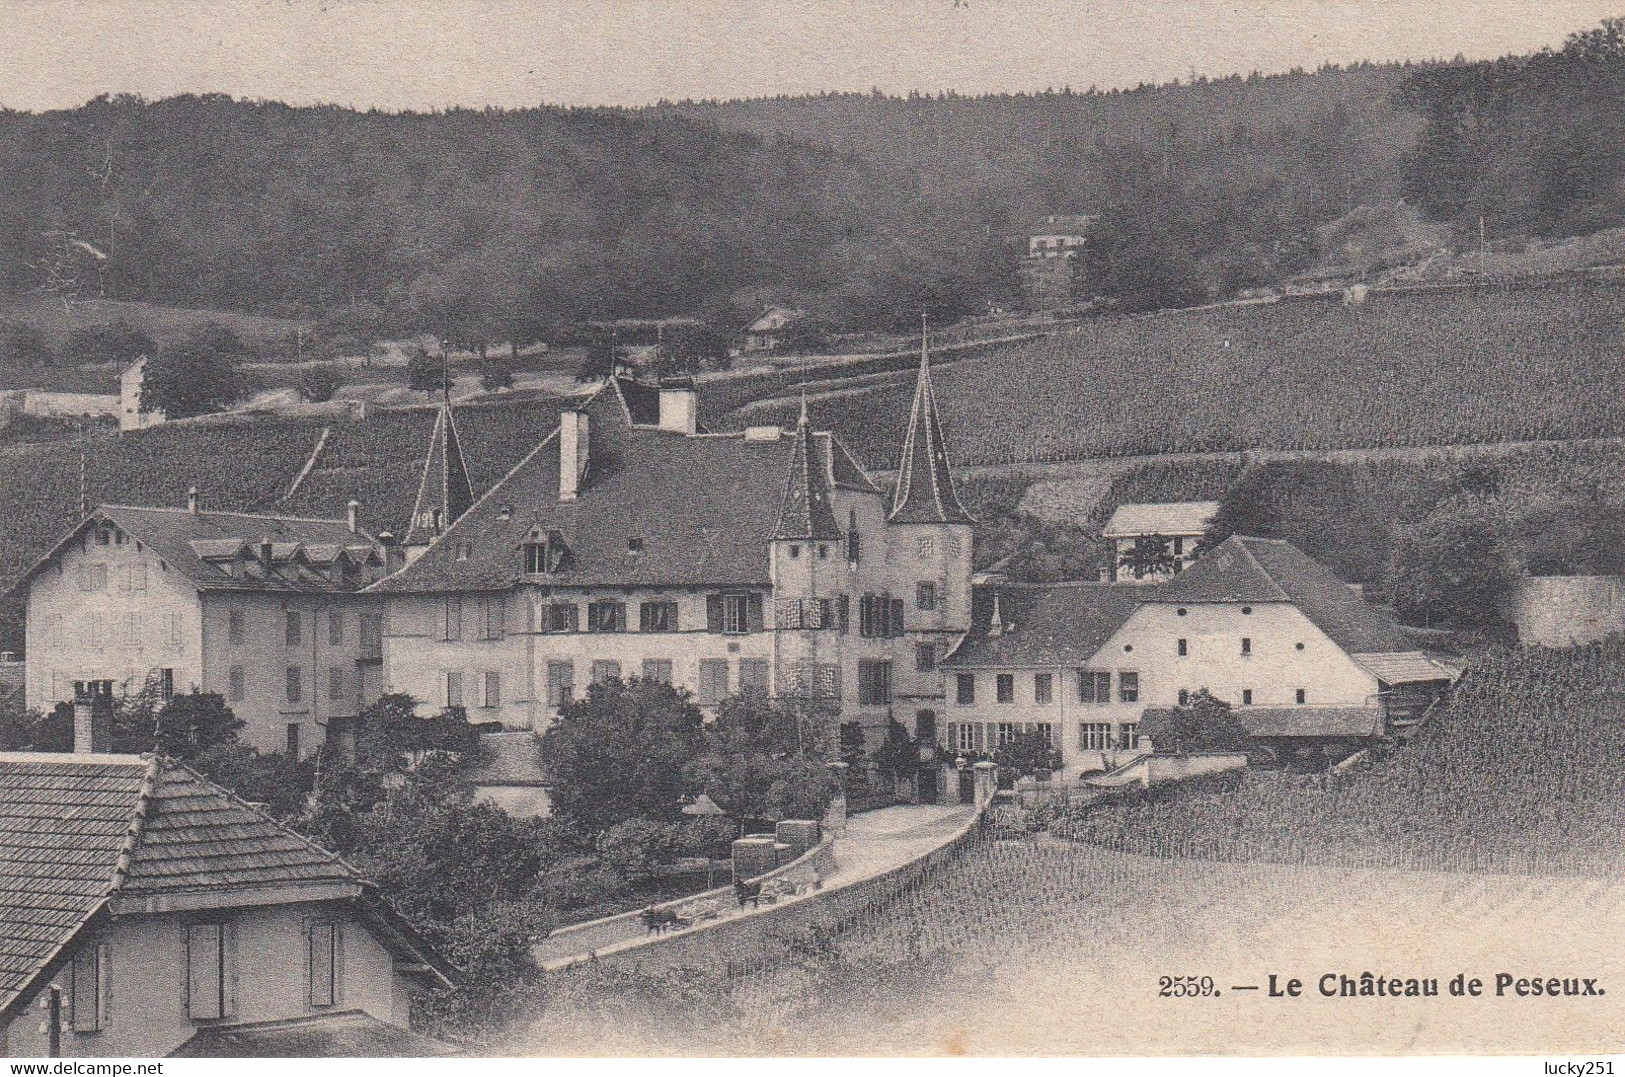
[540,810,985,980]
[1507,576,1625,648]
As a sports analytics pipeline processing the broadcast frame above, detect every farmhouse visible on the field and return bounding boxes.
[16,493,387,757]
[740,306,802,353]
[368,357,974,763]
[941,536,1458,777]
[1100,500,1219,583]
[0,701,454,1058]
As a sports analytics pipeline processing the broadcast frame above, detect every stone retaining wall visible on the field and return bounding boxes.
[541,810,986,979]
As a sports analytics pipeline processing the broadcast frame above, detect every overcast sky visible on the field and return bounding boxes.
[3,0,1621,112]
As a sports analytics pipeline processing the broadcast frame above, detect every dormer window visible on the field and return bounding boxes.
[524,541,548,575]
[788,544,801,559]
[628,537,644,554]
[455,542,472,562]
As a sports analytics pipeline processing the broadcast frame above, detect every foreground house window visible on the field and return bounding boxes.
[1120,722,1141,749]
[996,674,1014,703]
[641,659,673,683]
[545,603,579,633]
[591,660,621,684]
[708,592,762,634]
[71,940,105,1033]
[308,923,337,1008]
[186,923,231,1021]
[1034,673,1053,704]
[956,673,975,705]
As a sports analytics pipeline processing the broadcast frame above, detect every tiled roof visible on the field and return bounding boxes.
[369,381,877,593]
[890,344,971,525]
[774,412,841,541]
[1158,536,1413,653]
[1101,501,1220,539]
[943,581,1145,668]
[0,752,438,1019]
[0,755,148,1015]
[16,506,382,597]
[1352,652,1461,685]
[173,1010,459,1057]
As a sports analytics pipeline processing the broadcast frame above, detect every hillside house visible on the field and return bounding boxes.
[367,355,976,782]
[941,536,1459,780]
[1026,214,1095,260]
[17,493,387,758]
[118,356,164,432]
[740,307,802,353]
[0,704,454,1058]
[1101,501,1220,583]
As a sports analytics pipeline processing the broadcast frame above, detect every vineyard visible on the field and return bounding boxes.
[1059,642,1625,876]
[732,284,1625,469]
[516,833,1625,1055]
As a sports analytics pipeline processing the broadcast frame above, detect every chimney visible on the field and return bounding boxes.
[559,409,589,502]
[658,378,697,435]
[987,590,1006,637]
[347,499,360,534]
[259,537,274,566]
[73,692,109,754]
[187,486,199,514]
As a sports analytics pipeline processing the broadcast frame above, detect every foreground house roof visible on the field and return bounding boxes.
[1101,501,1220,540]
[13,505,382,596]
[369,378,878,593]
[0,753,454,1021]
[943,582,1144,668]
[174,1010,459,1058]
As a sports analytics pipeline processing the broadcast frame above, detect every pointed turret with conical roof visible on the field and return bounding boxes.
[404,379,476,547]
[890,315,971,524]
[774,398,841,541]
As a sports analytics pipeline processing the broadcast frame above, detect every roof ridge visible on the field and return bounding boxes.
[1227,535,1291,600]
[107,754,163,894]
[102,503,363,529]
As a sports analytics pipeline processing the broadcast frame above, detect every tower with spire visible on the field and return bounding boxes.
[769,398,844,722]
[883,315,974,737]
[402,382,476,560]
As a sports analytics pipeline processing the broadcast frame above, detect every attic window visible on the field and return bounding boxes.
[1295,642,1306,651]
[788,544,801,559]
[500,504,513,521]
[1176,607,1187,616]
[818,544,829,559]
[628,537,644,554]
[524,542,548,575]
[1123,644,1133,653]
[1242,606,1253,615]
[455,542,472,561]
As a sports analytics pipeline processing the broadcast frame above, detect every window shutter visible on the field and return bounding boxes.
[70,942,101,1032]
[837,595,850,633]
[706,594,724,633]
[890,598,906,637]
[973,723,985,750]
[747,593,764,632]
[224,922,239,1017]
[946,721,958,750]
[187,924,223,1020]
[309,923,336,1007]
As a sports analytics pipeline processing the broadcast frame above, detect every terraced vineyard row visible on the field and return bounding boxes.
[736,284,1625,469]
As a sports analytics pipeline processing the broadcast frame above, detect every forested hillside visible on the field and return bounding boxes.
[3,16,1621,338]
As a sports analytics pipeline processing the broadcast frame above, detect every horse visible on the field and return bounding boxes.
[641,906,685,934]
